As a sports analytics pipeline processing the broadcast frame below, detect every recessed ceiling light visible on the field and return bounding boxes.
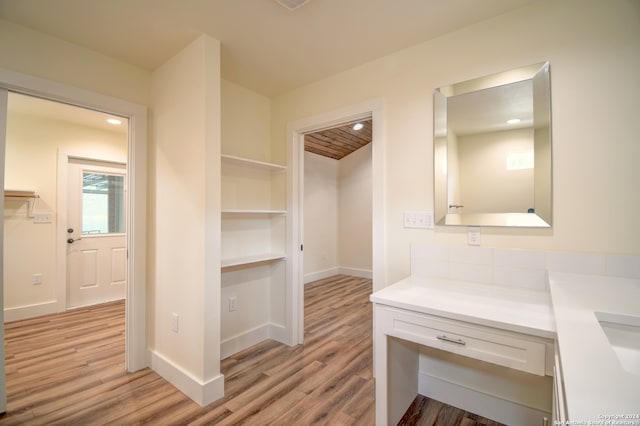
[274,0,311,11]
[506,118,521,125]
[352,123,364,131]
[107,118,122,125]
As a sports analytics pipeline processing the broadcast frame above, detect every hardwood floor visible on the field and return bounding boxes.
[1,275,504,425]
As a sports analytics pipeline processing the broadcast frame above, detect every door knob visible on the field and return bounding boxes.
[67,228,74,233]
[67,238,81,244]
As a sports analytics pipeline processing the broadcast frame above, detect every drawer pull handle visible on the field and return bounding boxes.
[437,335,466,346]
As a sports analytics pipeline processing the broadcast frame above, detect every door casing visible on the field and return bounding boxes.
[0,69,148,375]
[286,98,386,345]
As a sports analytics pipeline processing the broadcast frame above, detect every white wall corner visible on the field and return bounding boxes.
[151,350,224,406]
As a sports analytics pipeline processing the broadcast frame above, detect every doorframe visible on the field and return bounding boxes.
[58,153,128,310]
[0,68,148,372]
[286,98,386,344]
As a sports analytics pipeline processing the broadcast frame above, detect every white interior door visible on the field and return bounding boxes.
[67,158,127,309]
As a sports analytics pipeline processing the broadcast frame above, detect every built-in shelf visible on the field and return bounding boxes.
[221,253,286,269]
[4,190,39,199]
[221,154,285,172]
[222,209,287,216]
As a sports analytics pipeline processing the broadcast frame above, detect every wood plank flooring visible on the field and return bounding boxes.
[1,275,504,425]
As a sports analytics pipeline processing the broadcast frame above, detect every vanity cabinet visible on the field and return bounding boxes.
[378,306,549,376]
[552,346,568,423]
[220,154,286,268]
[371,277,556,426]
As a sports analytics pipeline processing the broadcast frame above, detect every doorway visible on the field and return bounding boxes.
[0,70,148,413]
[66,158,127,309]
[302,119,373,284]
[286,99,385,345]
[4,93,128,316]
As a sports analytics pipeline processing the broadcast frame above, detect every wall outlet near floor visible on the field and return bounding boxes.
[228,296,237,312]
[467,227,481,246]
[32,273,42,285]
[171,313,179,332]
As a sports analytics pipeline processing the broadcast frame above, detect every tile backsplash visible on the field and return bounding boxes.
[411,244,640,291]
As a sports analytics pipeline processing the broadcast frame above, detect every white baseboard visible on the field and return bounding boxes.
[418,372,551,426]
[338,267,372,279]
[304,267,340,284]
[304,266,372,284]
[4,300,62,322]
[221,323,288,359]
[151,350,224,406]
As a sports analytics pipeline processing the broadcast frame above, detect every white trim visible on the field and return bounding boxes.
[338,267,373,279]
[0,68,148,372]
[304,267,341,284]
[419,372,551,426]
[287,98,386,345]
[151,351,224,406]
[0,88,8,413]
[4,301,59,322]
[303,267,373,284]
[220,323,286,359]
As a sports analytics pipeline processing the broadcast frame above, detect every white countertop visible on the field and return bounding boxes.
[548,272,640,421]
[370,276,555,339]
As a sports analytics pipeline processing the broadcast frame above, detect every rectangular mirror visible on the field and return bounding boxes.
[434,62,552,227]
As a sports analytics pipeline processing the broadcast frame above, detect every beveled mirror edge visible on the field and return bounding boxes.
[433,62,552,228]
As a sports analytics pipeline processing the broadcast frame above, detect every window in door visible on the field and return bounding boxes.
[82,172,125,235]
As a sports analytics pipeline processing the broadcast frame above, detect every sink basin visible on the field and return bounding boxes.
[595,312,640,376]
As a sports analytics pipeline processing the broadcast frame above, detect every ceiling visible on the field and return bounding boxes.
[0,0,538,97]
[305,119,372,160]
[8,92,128,134]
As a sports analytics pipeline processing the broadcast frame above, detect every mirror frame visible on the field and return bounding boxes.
[434,62,552,227]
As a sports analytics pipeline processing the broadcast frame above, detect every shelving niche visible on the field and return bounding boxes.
[220,154,286,269]
[220,153,288,359]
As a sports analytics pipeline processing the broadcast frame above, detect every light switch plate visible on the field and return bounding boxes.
[33,213,53,223]
[403,211,434,229]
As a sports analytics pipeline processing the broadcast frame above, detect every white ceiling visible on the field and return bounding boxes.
[0,0,538,97]
[8,92,128,134]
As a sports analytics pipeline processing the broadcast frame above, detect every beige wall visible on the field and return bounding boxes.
[304,144,373,280]
[4,107,126,314]
[149,34,222,402]
[0,20,150,106]
[338,143,372,272]
[272,0,640,285]
[304,151,339,277]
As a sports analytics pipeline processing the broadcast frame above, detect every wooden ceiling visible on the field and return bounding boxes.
[304,119,372,160]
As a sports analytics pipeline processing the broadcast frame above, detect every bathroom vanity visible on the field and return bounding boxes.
[371,272,640,425]
[370,277,556,425]
[548,272,640,422]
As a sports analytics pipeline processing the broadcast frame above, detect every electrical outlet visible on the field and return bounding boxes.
[32,273,42,285]
[171,313,179,332]
[467,227,481,246]
[228,296,237,312]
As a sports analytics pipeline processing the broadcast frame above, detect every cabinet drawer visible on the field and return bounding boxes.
[380,306,547,375]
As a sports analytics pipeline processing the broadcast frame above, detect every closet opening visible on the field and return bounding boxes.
[302,119,373,286]
[287,99,384,346]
